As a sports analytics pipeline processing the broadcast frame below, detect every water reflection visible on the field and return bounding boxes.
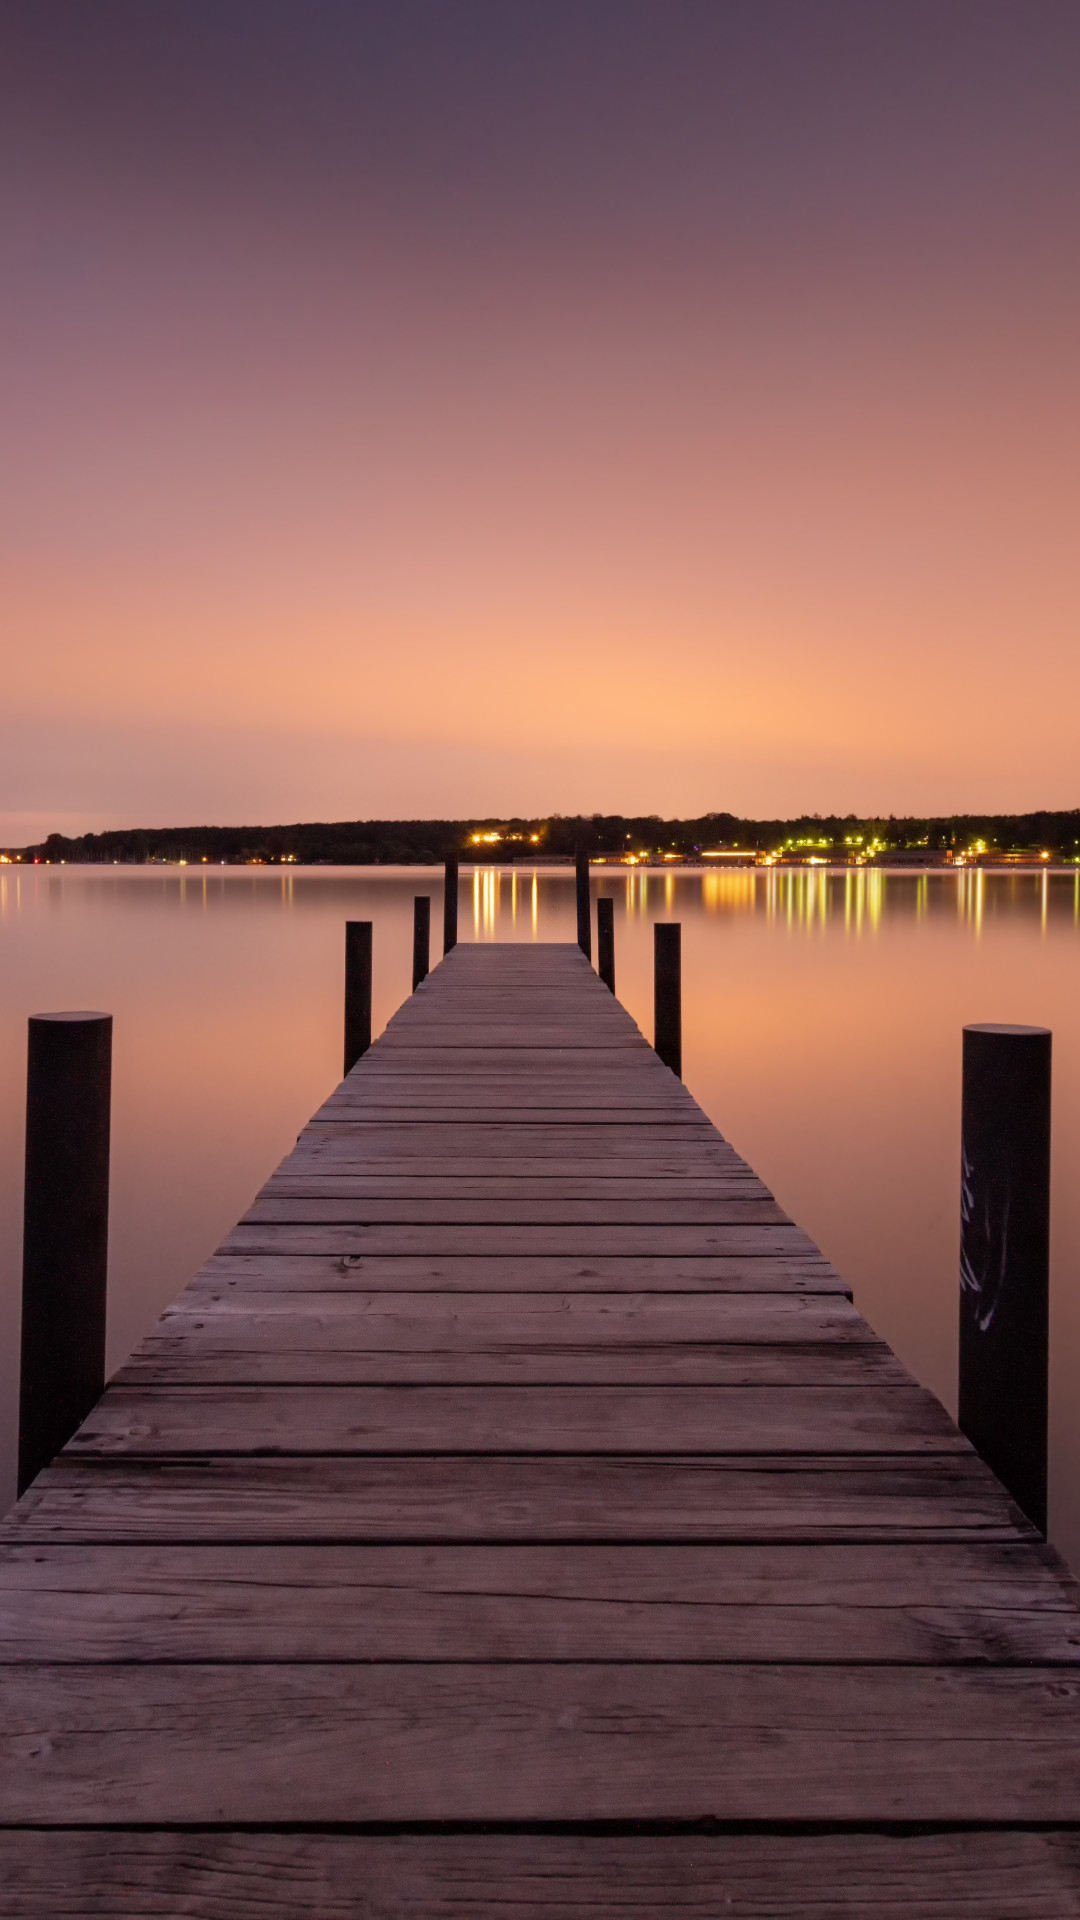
[1,863,1079,1566]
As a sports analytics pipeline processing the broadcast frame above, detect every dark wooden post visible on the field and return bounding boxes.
[443,856,459,955]
[597,896,615,993]
[654,923,682,1078]
[575,851,592,960]
[344,921,372,1073]
[19,1012,112,1496]
[413,895,431,990]
[959,1022,1051,1534]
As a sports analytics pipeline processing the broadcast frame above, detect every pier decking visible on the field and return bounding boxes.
[3,941,1080,1914]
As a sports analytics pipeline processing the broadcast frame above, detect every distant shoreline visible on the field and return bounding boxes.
[3,808,1079,869]
[4,856,1077,875]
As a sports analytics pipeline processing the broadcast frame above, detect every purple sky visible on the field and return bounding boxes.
[3,2,1079,836]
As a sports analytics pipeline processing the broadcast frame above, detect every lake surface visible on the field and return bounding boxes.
[2,863,1079,1563]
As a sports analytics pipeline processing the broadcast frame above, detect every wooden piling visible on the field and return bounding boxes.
[344,922,373,1074]
[654,923,682,1078]
[959,1022,1051,1534]
[575,852,592,960]
[413,897,431,991]
[597,896,615,993]
[443,858,459,955]
[18,1011,112,1495]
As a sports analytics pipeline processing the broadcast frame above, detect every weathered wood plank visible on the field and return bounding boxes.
[145,1290,879,1339]
[359,1053,664,1066]
[5,1663,1080,1823]
[267,1167,757,1182]
[338,1091,692,1107]
[242,1197,791,1225]
[2,1830,1079,1919]
[194,1252,850,1294]
[5,1455,1024,1544]
[219,1223,822,1256]
[114,1291,888,1387]
[117,1338,905,1388]
[352,1025,651,1047]
[298,1123,739,1154]
[1,1541,1076,1664]
[269,1167,757,1182]
[309,1109,717,1126]
[66,1381,963,1457]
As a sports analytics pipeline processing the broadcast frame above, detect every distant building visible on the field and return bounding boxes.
[970,849,1051,866]
[874,849,951,867]
[772,852,854,867]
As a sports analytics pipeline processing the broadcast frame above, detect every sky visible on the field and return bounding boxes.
[2,1,1079,840]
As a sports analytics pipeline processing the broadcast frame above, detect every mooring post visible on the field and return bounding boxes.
[654,923,682,1078]
[18,1012,112,1496]
[575,851,592,960]
[443,856,459,955]
[959,1022,1051,1535]
[597,896,615,993]
[344,920,373,1073]
[413,895,431,990]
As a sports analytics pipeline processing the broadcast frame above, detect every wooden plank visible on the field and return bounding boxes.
[65,1381,964,1458]
[357,1036,653,1052]
[2,1830,1079,1919]
[219,1224,822,1256]
[5,1454,1022,1544]
[266,1177,771,1198]
[114,1290,886,1387]
[308,1110,718,1126]
[314,1087,723,1106]
[242,1198,791,1225]
[1,1541,1076,1664]
[317,1107,718,1124]
[297,1124,739,1155]
[5,1662,1080,1823]
[194,1252,850,1294]
[274,1159,751,1179]
[145,1291,878,1340]
[355,1050,671,1066]
[116,1335,905,1389]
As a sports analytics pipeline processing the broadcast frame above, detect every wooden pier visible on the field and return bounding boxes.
[3,941,1080,1914]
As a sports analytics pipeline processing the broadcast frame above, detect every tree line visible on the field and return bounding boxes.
[9,809,1080,864]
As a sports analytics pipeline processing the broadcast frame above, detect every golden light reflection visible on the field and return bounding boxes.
[867,869,883,933]
[482,869,498,938]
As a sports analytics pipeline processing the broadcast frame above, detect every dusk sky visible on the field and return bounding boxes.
[3,1,1079,839]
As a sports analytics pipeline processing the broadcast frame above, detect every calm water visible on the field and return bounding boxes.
[2,863,1079,1561]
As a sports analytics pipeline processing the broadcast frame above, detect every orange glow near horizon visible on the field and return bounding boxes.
[3,7,1079,840]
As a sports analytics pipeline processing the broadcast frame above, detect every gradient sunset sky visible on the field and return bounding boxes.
[3,1,1079,839]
